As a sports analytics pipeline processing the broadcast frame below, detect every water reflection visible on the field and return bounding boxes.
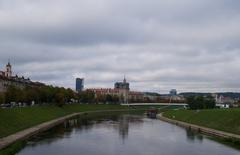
[186,128,203,143]
[118,115,144,143]
[17,114,240,155]
[119,115,129,141]
[26,114,144,147]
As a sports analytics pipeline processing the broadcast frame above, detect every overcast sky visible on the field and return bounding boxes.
[0,0,240,93]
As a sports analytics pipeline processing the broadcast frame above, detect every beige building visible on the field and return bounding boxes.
[0,62,44,92]
[0,62,12,78]
[87,77,130,103]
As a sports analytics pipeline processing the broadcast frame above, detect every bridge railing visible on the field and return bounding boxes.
[121,103,187,106]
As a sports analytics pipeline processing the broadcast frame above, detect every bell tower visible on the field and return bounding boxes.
[5,60,12,78]
[123,75,126,83]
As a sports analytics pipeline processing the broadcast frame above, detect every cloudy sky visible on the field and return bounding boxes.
[0,0,240,93]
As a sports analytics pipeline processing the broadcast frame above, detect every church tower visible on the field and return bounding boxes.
[123,75,126,83]
[5,61,12,78]
[122,76,129,103]
[114,76,130,103]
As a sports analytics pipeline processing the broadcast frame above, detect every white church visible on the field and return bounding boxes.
[0,61,12,78]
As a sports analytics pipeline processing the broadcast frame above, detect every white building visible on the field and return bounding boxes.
[0,62,44,92]
[0,62,12,78]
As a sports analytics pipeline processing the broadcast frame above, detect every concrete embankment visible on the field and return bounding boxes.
[157,114,240,141]
[0,109,135,150]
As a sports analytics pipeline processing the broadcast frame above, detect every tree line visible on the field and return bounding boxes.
[186,96,216,110]
[0,85,75,107]
[0,85,122,106]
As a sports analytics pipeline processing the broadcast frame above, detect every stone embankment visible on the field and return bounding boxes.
[157,114,240,141]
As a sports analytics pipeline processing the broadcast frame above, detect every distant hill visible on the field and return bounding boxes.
[179,92,211,97]
[179,92,240,99]
[144,92,161,96]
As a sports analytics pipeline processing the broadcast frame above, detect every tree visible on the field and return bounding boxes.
[106,94,113,103]
[187,96,216,110]
[23,86,39,105]
[204,96,216,109]
[55,92,65,107]
[95,94,106,104]
[5,85,19,103]
[78,90,95,104]
[0,93,5,104]
[2,84,79,106]
[112,95,120,104]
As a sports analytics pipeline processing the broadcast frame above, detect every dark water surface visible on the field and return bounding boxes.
[17,114,240,155]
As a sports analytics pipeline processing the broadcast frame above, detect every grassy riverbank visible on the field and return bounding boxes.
[0,104,183,155]
[0,140,26,155]
[0,104,133,138]
[0,104,170,139]
[163,108,240,135]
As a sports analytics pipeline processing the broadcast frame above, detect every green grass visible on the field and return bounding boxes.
[209,137,240,150]
[0,140,26,155]
[0,104,174,139]
[0,104,183,154]
[0,104,132,138]
[163,108,240,135]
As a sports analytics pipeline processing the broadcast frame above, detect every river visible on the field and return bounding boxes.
[17,113,240,155]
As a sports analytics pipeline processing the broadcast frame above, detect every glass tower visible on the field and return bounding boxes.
[76,78,84,92]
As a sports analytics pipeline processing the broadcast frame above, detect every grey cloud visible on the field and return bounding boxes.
[0,0,240,93]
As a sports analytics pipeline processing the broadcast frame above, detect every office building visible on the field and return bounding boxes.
[76,78,84,92]
[170,89,177,96]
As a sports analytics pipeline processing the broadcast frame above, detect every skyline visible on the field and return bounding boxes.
[1,61,239,94]
[0,0,240,93]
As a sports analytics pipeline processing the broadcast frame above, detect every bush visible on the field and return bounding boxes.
[187,96,216,110]
[3,85,76,106]
[0,93,5,104]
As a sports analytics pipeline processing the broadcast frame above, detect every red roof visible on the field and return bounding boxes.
[129,91,144,95]
[87,88,120,94]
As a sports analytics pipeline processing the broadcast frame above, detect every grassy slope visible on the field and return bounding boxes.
[0,104,182,154]
[163,108,240,135]
[0,103,182,138]
[0,104,131,138]
[0,104,168,139]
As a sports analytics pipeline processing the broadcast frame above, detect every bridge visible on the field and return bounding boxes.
[121,103,187,106]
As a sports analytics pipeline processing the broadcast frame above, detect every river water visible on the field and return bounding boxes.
[17,113,240,155]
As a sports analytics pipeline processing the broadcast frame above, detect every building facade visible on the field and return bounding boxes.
[0,62,44,92]
[76,78,84,92]
[214,94,235,104]
[114,77,129,103]
[114,77,130,90]
[129,91,144,102]
[88,77,130,103]
[170,89,177,96]
[0,62,12,78]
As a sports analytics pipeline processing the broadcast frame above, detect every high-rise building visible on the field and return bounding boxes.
[169,89,177,96]
[76,78,84,92]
